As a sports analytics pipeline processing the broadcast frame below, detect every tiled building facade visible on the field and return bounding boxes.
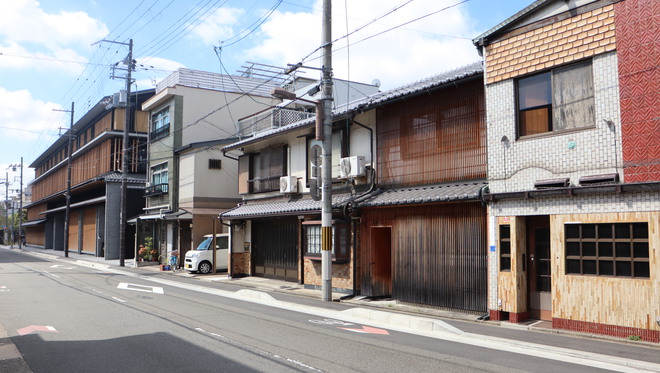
[475,0,659,342]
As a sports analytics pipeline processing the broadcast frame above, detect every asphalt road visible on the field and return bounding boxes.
[1,249,658,372]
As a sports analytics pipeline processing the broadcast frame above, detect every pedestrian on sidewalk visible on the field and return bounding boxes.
[169,250,178,272]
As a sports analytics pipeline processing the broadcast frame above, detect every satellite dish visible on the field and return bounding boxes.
[371,78,381,87]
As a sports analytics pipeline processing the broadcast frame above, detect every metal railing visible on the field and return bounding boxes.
[144,183,169,196]
[238,108,314,136]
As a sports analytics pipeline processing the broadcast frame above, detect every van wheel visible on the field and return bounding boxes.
[198,261,212,274]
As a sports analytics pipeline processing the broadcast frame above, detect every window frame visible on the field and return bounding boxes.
[565,222,650,278]
[302,220,350,262]
[499,224,512,272]
[516,60,595,139]
[150,106,171,141]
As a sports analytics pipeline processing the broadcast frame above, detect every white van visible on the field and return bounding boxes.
[184,233,229,274]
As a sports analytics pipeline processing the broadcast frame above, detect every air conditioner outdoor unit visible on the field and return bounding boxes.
[279,176,298,194]
[339,156,366,179]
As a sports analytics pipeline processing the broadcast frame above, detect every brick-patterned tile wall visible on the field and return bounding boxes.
[553,318,660,343]
[486,5,616,84]
[231,252,250,275]
[303,258,353,291]
[615,0,660,182]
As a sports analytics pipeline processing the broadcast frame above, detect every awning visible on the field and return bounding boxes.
[40,196,106,215]
[360,180,487,207]
[22,218,47,227]
[221,194,353,219]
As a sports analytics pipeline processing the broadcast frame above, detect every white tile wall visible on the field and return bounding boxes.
[485,51,623,194]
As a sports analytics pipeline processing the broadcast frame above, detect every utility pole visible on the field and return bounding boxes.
[96,38,134,266]
[8,159,23,249]
[54,103,75,257]
[1,174,8,245]
[119,39,134,267]
[19,157,23,250]
[320,0,334,302]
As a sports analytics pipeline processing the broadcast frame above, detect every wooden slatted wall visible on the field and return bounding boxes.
[361,202,487,312]
[376,78,486,186]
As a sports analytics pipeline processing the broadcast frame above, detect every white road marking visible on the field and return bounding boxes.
[43,271,60,279]
[117,282,164,294]
[112,297,127,303]
[75,266,660,373]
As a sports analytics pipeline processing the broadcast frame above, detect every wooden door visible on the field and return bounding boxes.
[527,216,551,320]
[370,227,392,297]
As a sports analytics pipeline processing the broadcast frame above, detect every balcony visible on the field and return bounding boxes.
[144,183,169,196]
[238,107,315,137]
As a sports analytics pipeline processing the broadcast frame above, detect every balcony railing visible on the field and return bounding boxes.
[150,124,170,141]
[238,108,315,137]
[144,183,169,196]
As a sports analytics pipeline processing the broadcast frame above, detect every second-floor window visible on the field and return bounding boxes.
[151,107,170,141]
[238,145,287,194]
[517,60,594,137]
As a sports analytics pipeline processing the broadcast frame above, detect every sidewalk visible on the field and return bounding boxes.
[5,245,660,352]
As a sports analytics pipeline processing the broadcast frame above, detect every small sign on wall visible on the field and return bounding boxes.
[490,245,496,253]
[244,242,251,252]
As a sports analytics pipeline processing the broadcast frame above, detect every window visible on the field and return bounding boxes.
[565,222,649,278]
[499,225,511,271]
[238,145,287,194]
[208,159,222,170]
[517,60,594,137]
[145,163,169,196]
[151,107,170,141]
[303,221,349,259]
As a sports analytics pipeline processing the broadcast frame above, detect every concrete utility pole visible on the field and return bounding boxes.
[8,159,23,249]
[320,0,334,302]
[54,103,75,257]
[119,39,134,267]
[1,174,8,245]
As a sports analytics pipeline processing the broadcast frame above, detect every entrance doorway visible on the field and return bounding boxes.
[526,216,551,320]
[369,227,392,296]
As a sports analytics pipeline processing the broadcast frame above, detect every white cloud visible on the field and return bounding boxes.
[245,0,481,90]
[0,0,108,47]
[0,87,61,140]
[0,0,106,74]
[190,7,245,46]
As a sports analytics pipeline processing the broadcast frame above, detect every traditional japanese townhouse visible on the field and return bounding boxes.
[473,0,660,341]
[139,68,279,262]
[221,66,489,313]
[221,78,380,290]
[25,89,154,259]
[356,62,488,313]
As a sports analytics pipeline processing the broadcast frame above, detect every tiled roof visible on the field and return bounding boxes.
[223,180,487,218]
[102,172,146,184]
[223,62,483,151]
[222,193,355,219]
[360,180,487,207]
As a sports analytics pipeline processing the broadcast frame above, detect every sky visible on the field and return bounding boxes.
[0,0,532,196]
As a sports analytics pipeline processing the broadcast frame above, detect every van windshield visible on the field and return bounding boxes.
[197,237,213,250]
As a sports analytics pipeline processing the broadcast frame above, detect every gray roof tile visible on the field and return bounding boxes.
[222,193,354,219]
[361,180,487,207]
